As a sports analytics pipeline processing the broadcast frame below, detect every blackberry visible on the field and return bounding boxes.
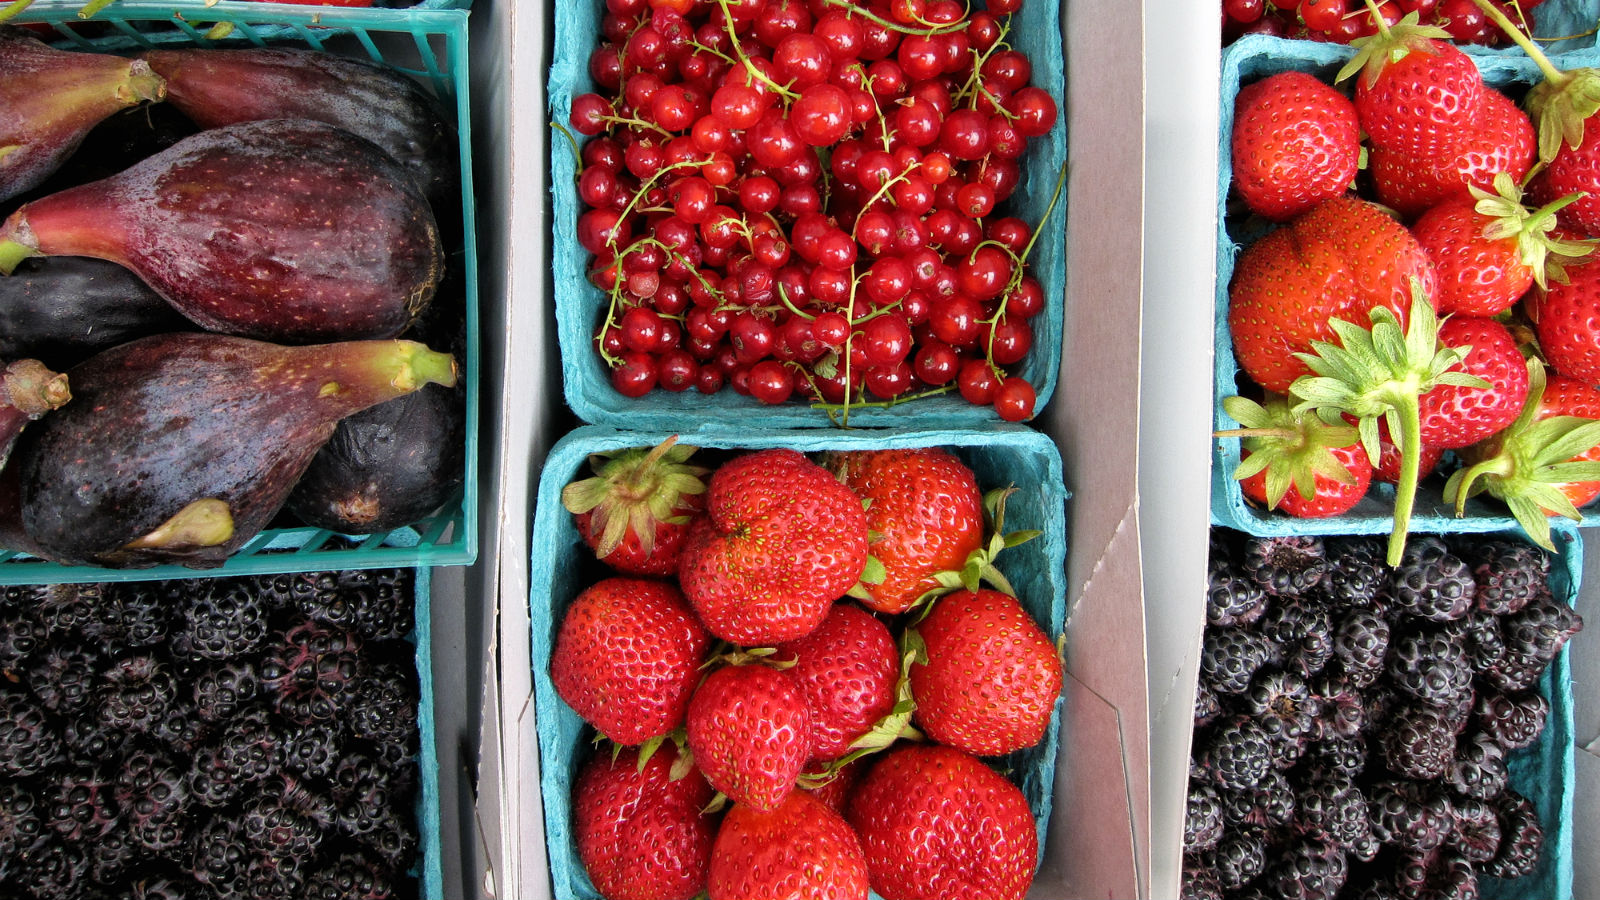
[1184,782,1224,854]
[1379,704,1457,780]
[1180,861,1224,900]
[241,774,336,861]
[332,568,416,641]
[128,871,201,900]
[0,689,65,777]
[0,780,42,868]
[15,836,90,900]
[332,753,419,865]
[253,571,327,612]
[82,581,170,649]
[1368,779,1455,854]
[1332,607,1390,688]
[1482,647,1552,693]
[0,583,47,610]
[97,653,178,736]
[1390,535,1475,622]
[1194,680,1223,729]
[1318,535,1388,608]
[1264,836,1348,900]
[1243,534,1327,597]
[1259,596,1334,677]
[188,818,252,899]
[42,765,118,844]
[279,718,343,781]
[26,645,101,717]
[1203,711,1273,787]
[32,583,101,639]
[1306,735,1368,780]
[1450,796,1503,863]
[1214,826,1269,891]
[1387,626,1473,710]
[1456,535,1549,615]
[1199,627,1275,695]
[1310,671,1367,740]
[115,745,192,853]
[60,709,128,761]
[245,851,310,900]
[1475,689,1548,750]
[1482,790,1543,879]
[1393,850,1478,900]
[1241,669,1319,745]
[260,618,365,724]
[1449,731,1509,801]
[1206,557,1268,627]
[305,849,399,900]
[188,706,281,809]
[1500,589,1583,665]
[89,821,139,885]
[0,607,49,673]
[1458,611,1505,674]
[191,660,260,723]
[1295,775,1371,848]
[170,579,270,661]
[348,651,419,747]
[1220,768,1296,829]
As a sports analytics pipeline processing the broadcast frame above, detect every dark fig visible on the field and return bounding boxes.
[0,256,191,369]
[5,102,198,212]
[0,118,443,343]
[0,26,166,203]
[140,47,459,236]
[12,332,457,569]
[0,356,67,468]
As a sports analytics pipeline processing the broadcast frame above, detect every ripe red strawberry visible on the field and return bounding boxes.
[774,602,899,762]
[1531,255,1600,383]
[707,790,869,900]
[572,744,716,900]
[1369,87,1536,220]
[1417,315,1529,449]
[846,743,1038,900]
[1221,393,1374,518]
[1229,196,1437,394]
[826,447,983,615]
[678,448,869,645]
[550,577,710,745]
[801,756,868,816]
[685,662,811,812]
[908,588,1060,756]
[1337,13,1488,159]
[561,436,709,576]
[1529,115,1600,237]
[1230,70,1361,222]
[1411,174,1589,317]
[1538,374,1600,508]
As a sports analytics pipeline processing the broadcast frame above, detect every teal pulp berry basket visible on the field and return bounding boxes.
[1222,0,1600,57]
[1209,36,1600,539]
[0,3,480,582]
[410,565,447,900]
[528,423,1069,899]
[548,0,1068,430]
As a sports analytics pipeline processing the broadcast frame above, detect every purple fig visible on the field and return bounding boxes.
[0,356,67,468]
[0,256,192,369]
[12,332,457,569]
[141,47,458,233]
[0,26,166,203]
[0,118,443,343]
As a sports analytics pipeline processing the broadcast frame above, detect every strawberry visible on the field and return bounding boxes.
[1230,70,1361,222]
[685,662,811,812]
[908,588,1061,756]
[773,602,900,762]
[572,743,716,900]
[1229,196,1437,394]
[845,743,1038,900]
[550,576,711,745]
[1372,417,1445,486]
[561,436,709,576]
[1531,254,1600,384]
[826,447,983,614]
[678,448,870,645]
[1416,314,1530,449]
[1369,87,1535,220]
[1411,174,1592,317]
[1336,12,1488,159]
[1220,393,1374,518]
[801,756,868,816]
[1447,358,1600,549]
[707,790,869,900]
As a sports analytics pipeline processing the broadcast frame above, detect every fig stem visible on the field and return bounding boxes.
[0,0,35,24]
[0,240,37,276]
[391,343,459,392]
[77,0,117,19]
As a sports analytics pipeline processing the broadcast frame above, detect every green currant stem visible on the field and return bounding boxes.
[688,39,737,65]
[852,164,918,240]
[606,158,710,250]
[717,0,801,101]
[776,283,814,321]
[550,120,584,173]
[601,114,673,139]
[811,384,954,414]
[820,0,969,36]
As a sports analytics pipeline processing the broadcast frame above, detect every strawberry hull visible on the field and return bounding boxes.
[528,424,1068,900]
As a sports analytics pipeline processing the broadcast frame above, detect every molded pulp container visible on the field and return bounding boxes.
[1210,36,1595,538]
[0,4,481,583]
[527,423,1069,899]
[411,566,449,899]
[547,2,1068,430]
[1220,0,1600,57]
[13,0,472,50]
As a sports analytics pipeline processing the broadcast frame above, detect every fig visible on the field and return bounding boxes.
[0,256,191,369]
[0,118,443,343]
[0,357,67,468]
[141,47,458,235]
[12,332,457,569]
[0,26,166,203]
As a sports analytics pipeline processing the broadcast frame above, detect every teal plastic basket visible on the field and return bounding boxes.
[0,4,481,582]
[1210,37,1599,538]
[528,423,1069,899]
[548,2,1068,430]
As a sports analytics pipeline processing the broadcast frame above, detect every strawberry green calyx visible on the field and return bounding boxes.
[561,435,709,559]
[903,486,1040,614]
[1217,394,1363,508]
[1469,0,1600,163]
[1473,173,1596,289]
[1445,358,1600,549]
[1336,7,1454,90]
[1288,283,1488,566]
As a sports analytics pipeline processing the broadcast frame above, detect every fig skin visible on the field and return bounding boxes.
[14,332,457,569]
[0,256,192,369]
[0,118,443,343]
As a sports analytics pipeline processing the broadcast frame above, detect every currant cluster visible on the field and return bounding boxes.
[1222,0,1545,46]
[566,0,1061,422]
